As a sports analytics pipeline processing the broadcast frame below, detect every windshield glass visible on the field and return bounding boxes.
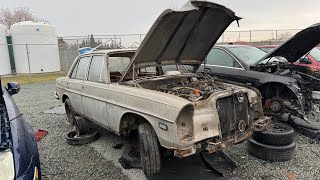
[309,48,320,62]
[227,46,280,65]
[259,47,274,53]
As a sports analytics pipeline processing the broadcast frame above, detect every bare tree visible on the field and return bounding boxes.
[277,32,292,41]
[0,7,48,33]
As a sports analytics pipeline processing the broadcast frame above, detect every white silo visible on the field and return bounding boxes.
[10,21,60,74]
[0,24,11,75]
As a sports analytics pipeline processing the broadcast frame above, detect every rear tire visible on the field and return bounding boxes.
[65,99,76,125]
[138,123,161,176]
[247,137,295,162]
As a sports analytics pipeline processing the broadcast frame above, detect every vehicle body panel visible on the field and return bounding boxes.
[258,23,320,64]
[121,0,241,80]
[1,83,41,180]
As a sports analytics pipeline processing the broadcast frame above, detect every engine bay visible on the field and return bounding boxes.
[133,74,228,102]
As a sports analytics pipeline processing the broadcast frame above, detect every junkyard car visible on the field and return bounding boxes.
[56,1,269,176]
[257,45,320,72]
[199,23,320,119]
[0,80,41,180]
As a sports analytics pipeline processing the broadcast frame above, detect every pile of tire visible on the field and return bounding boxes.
[247,122,296,162]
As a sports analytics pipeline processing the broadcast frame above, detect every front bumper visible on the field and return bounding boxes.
[174,116,270,158]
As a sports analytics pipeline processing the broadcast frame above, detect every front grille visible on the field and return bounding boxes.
[216,93,249,140]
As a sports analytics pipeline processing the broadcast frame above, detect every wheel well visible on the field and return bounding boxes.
[119,112,149,136]
[62,94,68,103]
[259,82,297,101]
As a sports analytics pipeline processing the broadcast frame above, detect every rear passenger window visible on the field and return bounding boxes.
[88,56,105,82]
[76,56,92,80]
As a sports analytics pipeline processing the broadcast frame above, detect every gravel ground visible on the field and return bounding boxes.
[13,82,320,180]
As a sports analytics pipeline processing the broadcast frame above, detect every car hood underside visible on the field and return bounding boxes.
[121,0,240,81]
[258,23,320,64]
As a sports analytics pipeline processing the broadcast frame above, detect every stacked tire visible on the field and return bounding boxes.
[247,122,296,162]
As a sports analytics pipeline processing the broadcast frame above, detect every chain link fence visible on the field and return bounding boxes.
[0,29,303,81]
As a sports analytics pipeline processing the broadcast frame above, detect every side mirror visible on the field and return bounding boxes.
[299,57,312,64]
[7,82,20,95]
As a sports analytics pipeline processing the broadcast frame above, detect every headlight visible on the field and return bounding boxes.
[0,150,15,180]
[33,166,39,180]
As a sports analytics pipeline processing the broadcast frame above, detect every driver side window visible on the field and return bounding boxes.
[206,49,241,68]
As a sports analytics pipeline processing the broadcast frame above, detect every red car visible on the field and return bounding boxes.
[257,45,320,71]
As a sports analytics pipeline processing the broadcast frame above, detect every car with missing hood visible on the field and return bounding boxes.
[56,1,269,176]
[0,80,41,180]
[199,23,320,120]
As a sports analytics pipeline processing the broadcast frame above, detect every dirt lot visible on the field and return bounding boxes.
[12,82,320,180]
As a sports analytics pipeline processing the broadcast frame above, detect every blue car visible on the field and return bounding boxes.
[0,80,41,180]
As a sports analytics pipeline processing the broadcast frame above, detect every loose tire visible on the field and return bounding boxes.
[121,148,142,168]
[252,122,295,146]
[66,130,99,145]
[65,99,76,125]
[138,123,161,176]
[247,137,296,162]
[74,116,90,135]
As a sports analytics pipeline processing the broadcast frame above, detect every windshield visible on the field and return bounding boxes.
[227,46,280,65]
[309,48,320,62]
[259,47,274,53]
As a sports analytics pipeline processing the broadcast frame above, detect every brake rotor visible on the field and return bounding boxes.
[265,97,285,115]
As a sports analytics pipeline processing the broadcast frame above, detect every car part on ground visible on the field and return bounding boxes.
[66,130,100,146]
[201,151,237,177]
[34,129,48,142]
[252,122,295,146]
[138,122,161,176]
[247,137,296,162]
[65,99,76,125]
[119,148,142,169]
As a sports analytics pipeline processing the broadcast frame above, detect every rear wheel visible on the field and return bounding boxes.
[65,99,76,125]
[138,123,161,176]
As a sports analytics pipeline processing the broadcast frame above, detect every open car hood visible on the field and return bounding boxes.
[257,23,320,64]
[121,0,240,81]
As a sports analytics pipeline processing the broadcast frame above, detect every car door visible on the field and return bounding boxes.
[201,48,247,83]
[81,55,109,128]
[67,56,92,115]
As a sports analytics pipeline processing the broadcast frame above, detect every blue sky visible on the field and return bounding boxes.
[1,0,320,36]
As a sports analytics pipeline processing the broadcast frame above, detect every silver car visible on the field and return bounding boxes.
[56,1,269,176]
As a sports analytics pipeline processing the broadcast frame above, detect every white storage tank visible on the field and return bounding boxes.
[10,21,60,73]
[0,24,11,75]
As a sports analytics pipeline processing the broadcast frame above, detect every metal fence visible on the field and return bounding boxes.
[0,29,303,79]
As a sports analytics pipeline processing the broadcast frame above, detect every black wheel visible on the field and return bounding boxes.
[138,123,161,176]
[74,116,90,135]
[121,148,142,168]
[65,99,76,125]
[252,122,295,146]
[247,137,296,162]
[66,130,99,146]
